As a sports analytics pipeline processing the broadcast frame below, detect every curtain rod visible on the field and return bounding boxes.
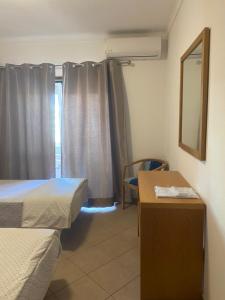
[60,58,133,66]
[55,60,132,67]
[0,59,132,68]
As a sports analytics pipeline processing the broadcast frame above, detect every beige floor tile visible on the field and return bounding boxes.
[82,225,116,246]
[66,217,116,246]
[44,289,57,300]
[68,243,112,273]
[56,276,109,300]
[50,204,139,299]
[60,213,95,253]
[61,205,138,255]
[89,205,138,235]
[118,227,139,249]
[69,231,136,273]
[44,295,58,300]
[116,248,140,276]
[96,234,136,259]
[45,288,53,296]
[106,213,138,235]
[89,248,139,294]
[61,241,92,259]
[111,276,140,300]
[49,257,85,293]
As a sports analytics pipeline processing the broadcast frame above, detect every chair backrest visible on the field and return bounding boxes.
[123,158,169,180]
[141,159,168,172]
[143,160,161,171]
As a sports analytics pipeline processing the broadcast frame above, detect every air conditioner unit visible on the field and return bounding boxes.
[105,36,162,60]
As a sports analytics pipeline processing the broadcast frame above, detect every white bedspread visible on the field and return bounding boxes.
[0,178,87,228]
[0,228,61,300]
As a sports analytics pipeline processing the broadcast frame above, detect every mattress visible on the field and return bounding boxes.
[0,178,88,229]
[0,228,61,300]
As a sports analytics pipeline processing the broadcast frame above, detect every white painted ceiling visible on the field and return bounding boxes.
[0,0,177,38]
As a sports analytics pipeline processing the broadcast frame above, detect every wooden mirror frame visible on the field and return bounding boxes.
[179,28,210,161]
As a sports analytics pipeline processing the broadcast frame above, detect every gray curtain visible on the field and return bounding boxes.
[0,64,55,179]
[62,60,128,200]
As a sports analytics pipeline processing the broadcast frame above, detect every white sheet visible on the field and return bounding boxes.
[0,228,61,300]
[0,178,87,228]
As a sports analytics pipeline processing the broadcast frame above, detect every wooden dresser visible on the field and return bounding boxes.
[138,171,205,300]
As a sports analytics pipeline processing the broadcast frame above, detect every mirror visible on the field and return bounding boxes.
[179,28,210,160]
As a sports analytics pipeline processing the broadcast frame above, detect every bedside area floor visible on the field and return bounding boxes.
[45,204,140,300]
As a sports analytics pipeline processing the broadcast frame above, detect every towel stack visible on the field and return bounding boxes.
[154,186,199,199]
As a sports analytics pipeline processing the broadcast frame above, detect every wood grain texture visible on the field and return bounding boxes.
[138,171,204,208]
[139,171,205,300]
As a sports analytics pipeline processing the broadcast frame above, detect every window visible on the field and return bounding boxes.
[55,81,62,178]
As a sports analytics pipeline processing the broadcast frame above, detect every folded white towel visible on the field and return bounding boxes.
[154,186,199,199]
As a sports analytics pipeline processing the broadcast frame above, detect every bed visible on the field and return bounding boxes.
[0,228,61,300]
[0,178,87,229]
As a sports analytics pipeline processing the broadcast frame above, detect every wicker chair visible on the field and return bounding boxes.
[122,158,169,209]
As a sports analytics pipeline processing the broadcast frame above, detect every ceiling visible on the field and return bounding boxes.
[0,0,178,38]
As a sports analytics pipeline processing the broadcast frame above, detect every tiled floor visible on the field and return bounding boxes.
[45,204,140,300]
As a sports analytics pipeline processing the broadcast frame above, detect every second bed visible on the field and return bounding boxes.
[0,178,87,229]
[0,228,61,300]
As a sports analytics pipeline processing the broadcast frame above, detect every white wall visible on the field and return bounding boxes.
[0,37,166,162]
[0,37,106,64]
[165,1,225,299]
[123,60,166,160]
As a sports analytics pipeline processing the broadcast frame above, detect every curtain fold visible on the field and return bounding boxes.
[0,64,55,179]
[107,60,128,199]
[62,60,128,200]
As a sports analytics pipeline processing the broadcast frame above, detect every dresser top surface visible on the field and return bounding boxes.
[138,171,205,207]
